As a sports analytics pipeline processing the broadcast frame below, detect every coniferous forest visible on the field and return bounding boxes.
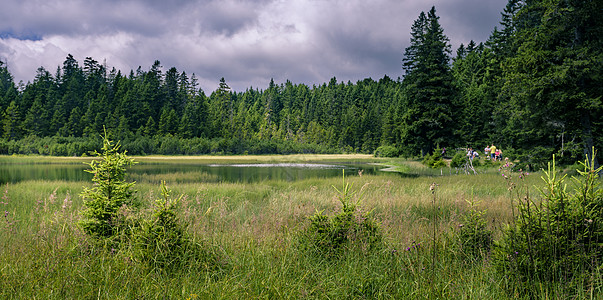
[0,1,600,168]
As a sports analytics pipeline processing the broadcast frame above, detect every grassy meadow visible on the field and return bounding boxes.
[0,155,599,299]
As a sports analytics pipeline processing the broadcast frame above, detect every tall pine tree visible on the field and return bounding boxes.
[400,6,455,156]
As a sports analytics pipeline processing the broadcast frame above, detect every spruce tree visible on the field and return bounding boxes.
[80,131,136,238]
[2,101,20,140]
[400,6,455,156]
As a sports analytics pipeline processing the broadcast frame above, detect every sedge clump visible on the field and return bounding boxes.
[299,171,382,259]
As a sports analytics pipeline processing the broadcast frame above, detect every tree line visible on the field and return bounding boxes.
[0,0,600,167]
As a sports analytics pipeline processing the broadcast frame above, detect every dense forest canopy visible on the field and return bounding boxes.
[0,0,600,168]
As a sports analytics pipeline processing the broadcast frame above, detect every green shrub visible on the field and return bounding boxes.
[133,181,219,272]
[300,172,382,258]
[422,149,447,168]
[374,145,399,157]
[493,152,603,296]
[78,133,223,272]
[79,132,137,239]
[450,151,466,168]
[421,153,431,164]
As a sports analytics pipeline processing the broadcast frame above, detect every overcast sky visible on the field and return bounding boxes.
[0,0,507,93]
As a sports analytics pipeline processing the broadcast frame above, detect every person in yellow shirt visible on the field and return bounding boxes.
[490,144,496,160]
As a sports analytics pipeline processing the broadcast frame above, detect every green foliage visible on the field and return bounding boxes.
[479,157,495,168]
[79,132,137,239]
[455,196,493,260]
[496,0,603,165]
[133,181,219,272]
[77,133,222,272]
[300,172,382,258]
[510,146,555,171]
[0,55,405,155]
[450,151,466,168]
[451,42,492,147]
[422,149,447,168]
[493,153,603,296]
[401,7,456,156]
[374,145,399,158]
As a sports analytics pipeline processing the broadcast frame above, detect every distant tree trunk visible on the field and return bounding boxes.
[581,113,599,171]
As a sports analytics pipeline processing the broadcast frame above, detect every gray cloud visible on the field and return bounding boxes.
[0,0,507,92]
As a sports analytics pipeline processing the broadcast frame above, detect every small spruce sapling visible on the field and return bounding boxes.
[133,181,224,272]
[493,151,602,295]
[135,181,186,270]
[80,131,137,239]
[302,171,382,258]
[423,149,447,168]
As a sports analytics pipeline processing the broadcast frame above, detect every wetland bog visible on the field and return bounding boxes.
[0,154,597,299]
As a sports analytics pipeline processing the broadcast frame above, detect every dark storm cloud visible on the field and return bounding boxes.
[0,1,165,37]
[193,1,264,36]
[436,0,507,47]
[0,0,507,92]
[0,0,265,38]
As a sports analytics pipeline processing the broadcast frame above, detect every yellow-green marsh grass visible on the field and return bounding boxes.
[135,153,380,164]
[0,153,383,165]
[0,155,573,299]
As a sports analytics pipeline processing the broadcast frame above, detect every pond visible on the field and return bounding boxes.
[0,160,387,184]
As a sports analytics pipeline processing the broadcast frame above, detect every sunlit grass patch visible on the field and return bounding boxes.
[135,153,382,164]
[128,171,220,184]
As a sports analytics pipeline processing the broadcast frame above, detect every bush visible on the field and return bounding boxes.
[132,181,222,272]
[135,181,185,269]
[374,145,399,158]
[422,149,447,168]
[450,151,466,168]
[480,157,495,167]
[471,157,481,167]
[300,172,382,258]
[493,152,603,296]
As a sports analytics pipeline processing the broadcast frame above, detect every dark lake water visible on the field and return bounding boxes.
[0,161,387,184]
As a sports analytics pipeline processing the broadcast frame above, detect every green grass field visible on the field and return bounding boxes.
[0,155,599,299]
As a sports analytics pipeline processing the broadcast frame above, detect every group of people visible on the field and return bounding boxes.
[466,147,480,160]
[484,144,503,161]
[466,144,503,161]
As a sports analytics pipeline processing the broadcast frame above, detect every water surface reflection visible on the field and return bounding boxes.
[0,161,384,183]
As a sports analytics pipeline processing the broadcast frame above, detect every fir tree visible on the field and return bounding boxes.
[400,6,456,156]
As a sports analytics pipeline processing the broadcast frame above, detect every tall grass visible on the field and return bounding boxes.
[1,156,599,299]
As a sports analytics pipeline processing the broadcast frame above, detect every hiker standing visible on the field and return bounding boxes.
[490,144,497,160]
